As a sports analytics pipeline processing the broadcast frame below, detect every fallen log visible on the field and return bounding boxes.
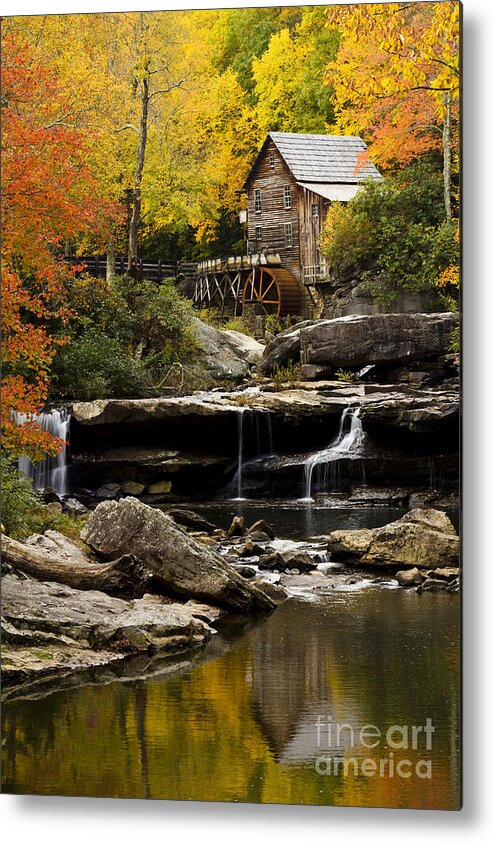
[1,535,149,598]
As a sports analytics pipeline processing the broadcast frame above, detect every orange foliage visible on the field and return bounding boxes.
[1,34,120,457]
[325,2,460,171]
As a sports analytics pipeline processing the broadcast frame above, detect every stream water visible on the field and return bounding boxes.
[1,587,460,808]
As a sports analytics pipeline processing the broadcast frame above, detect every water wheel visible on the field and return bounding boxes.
[242,266,300,317]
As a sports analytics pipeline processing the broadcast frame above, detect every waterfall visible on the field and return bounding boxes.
[232,408,274,501]
[16,408,71,497]
[235,408,247,500]
[302,406,366,501]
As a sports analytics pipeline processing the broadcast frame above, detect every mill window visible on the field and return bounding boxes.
[284,222,293,248]
[269,150,275,168]
[312,203,319,218]
[254,189,261,213]
[284,185,291,209]
[255,226,262,248]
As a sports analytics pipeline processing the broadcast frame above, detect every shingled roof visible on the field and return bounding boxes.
[245,132,382,187]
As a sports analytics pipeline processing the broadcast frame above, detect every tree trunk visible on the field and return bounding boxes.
[442,90,452,220]
[2,535,149,598]
[127,72,149,276]
[106,242,116,284]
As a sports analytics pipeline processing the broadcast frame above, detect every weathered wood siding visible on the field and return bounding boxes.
[246,141,301,284]
[298,186,329,273]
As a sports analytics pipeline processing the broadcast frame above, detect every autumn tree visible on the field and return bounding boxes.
[325,1,460,218]
[1,32,118,456]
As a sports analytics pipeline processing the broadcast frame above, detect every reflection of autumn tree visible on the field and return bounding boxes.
[2,594,459,808]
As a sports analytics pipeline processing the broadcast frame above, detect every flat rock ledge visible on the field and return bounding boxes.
[1,574,217,685]
[327,508,459,569]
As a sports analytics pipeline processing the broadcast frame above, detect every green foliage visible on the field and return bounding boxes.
[264,314,299,336]
[195,308,256,337]
[52,275,198,399]
[51,330,147,400]
[321,168,459,303]
[1,458,82,541]
[1,458,42,539]
[335,369,358,383]
[450,325,460,355]
[272,360,301,390]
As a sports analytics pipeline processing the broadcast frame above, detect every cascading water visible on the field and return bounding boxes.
[302,406,366,501]
[232,408,274,500]
[16,408,71,497]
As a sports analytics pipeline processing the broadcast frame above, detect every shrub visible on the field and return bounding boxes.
[52,329,148,400]
[335,368,358,383]
[1,458,84,541]
[320,170,460,304]
[1,458,42,539]
[272,360,301,390]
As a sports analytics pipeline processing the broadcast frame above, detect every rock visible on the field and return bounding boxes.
[63,497,88,516]
[1,574,212,682]
[428,567,460,581]
[96,483,121,500]
[227,515,245,538]
[300,313,458,371]
[238,538,265,558]
[220,329,264,366]
[25,530,96,565]
[121,481,146,496]
[81,497,274,612]
[147,480,172,495]
[259,320,314,374]
[254,580,288,603]
[42,487,61,504]
[167,508,218,534]
[246,519,275,540]
[395,567,424,587]
[237,566,257,580]
[258,552,285,572]
[281,552,318,574]
[193,318,264,381]
[44,501,63,515]
[328,508,459,569]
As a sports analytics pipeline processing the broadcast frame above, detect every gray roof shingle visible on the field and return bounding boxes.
[268,132,382,184]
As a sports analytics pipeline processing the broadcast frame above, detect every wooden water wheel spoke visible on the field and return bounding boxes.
[242,266,300,317]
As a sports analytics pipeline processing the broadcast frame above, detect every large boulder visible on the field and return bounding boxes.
[1,575,212,682]
[259,320,315,374]
[327,508,459,569]
[81,497,274,612]
[300,313,458,370]
[193,318,264,381]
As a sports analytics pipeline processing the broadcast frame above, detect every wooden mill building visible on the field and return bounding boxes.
[194,131,381,319]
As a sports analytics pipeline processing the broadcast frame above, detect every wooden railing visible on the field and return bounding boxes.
[69,255,197,281]
[302,264,331,285]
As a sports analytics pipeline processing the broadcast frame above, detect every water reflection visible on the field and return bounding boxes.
[2,590,460,808]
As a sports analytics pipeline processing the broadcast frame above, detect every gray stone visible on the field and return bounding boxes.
[81,497,274,612]
[96,483,121,500]
[25,530,96,565]
[63,497,88,516]
[300,313,458,370]
[193,318,264,381]
[1,574,212,682]
[328,508,459,569]
[259,321,314,374]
